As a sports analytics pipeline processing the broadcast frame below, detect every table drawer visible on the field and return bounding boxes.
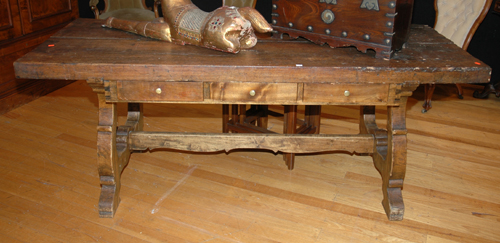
[303,83,390,104]
[109,81,204,102]
[208,82,298,103]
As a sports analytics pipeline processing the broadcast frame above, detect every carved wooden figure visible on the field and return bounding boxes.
[102,0,273,53]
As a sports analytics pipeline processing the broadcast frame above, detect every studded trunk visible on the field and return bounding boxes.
[271,0,414,59]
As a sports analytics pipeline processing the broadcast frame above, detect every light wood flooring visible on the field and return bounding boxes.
[0,81,499,242]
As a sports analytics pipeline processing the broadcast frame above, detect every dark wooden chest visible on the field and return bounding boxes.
[271,0,414,59]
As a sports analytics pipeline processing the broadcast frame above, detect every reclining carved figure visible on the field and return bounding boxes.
[102,0,273,53]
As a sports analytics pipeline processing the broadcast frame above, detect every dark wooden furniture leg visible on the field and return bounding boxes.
[423,83,465,113]
[231,105,239,131]
[456,84,464,99]
[422,83,436,113]
[88,79,143,218]
[256,105,269,128]
[283,105,297,170]
[224,105,270,133]
[360,83,415,221]
[303,105,321,134]
[239,105,247,124]
[284,105,321,169]
[473,83,500,99]
[222,104,229,133]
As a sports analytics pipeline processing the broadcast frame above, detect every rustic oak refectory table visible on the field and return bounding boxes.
[14,19,491,221]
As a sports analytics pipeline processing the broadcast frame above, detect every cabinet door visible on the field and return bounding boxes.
[0,0,22,42]
[18,0,79,35]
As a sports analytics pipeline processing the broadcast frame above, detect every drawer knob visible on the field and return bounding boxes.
[344,90,350,97]
[155,88,162,94]
[249,90,256,96]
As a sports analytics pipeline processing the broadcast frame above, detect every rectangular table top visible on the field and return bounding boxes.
[14,18,491,85]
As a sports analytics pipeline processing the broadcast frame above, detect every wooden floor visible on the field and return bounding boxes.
[0,80,499,243]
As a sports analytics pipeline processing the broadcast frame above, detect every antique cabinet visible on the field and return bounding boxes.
[271,0,414,59]
[0,0,79,114]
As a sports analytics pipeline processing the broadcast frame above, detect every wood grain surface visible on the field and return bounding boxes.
[1,80,499,242]
[14,19,491,86]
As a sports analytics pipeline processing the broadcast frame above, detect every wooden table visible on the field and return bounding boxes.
[14,19,491,221]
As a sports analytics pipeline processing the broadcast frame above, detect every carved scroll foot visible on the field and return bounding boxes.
[283,105,297,170]
[99,184,120,218]
[88,79,143,218]
[382,184,404,221]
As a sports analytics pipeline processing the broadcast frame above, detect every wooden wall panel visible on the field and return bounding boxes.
[28,0,71,20]
[18,0,78,35]
[0,0,12,28]
[0,0,22,41]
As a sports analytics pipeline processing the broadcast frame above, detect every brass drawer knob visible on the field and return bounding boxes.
[344,90,350,97]
[155,88,162,94]
[249,90,256,96]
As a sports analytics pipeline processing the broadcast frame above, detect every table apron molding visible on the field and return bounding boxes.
[129,132,375,154]
[101,80,418,106]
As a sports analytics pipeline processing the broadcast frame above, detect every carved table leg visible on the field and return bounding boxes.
[89,80,143,217]
[256,105,269,129]
[422,83,435,113]
[222,105,229,133]
[360,96,410,221]
[304,105,321,134]
[95,92,120,218]
[231,105,239,132]
[381,100,408,221]
[283,105,297,170]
